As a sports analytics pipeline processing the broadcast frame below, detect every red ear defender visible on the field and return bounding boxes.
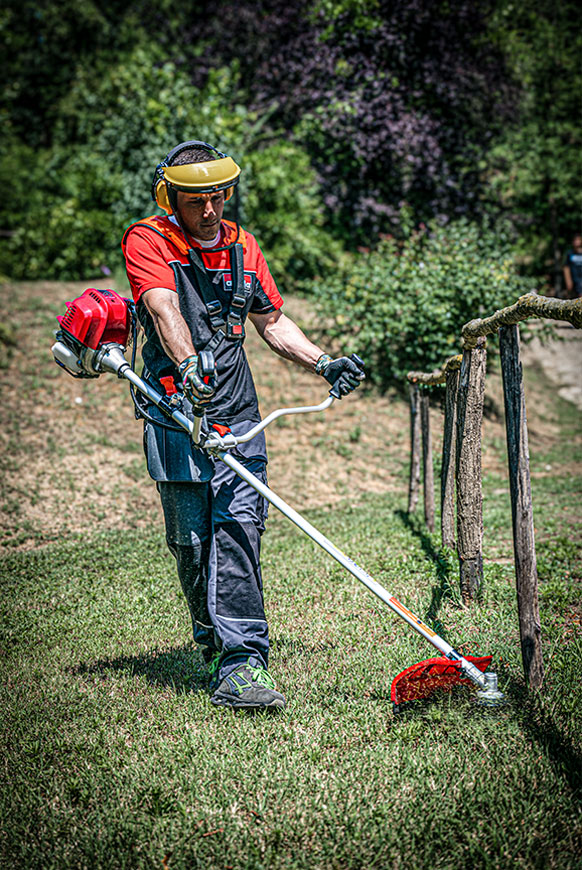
[57,289,131,349]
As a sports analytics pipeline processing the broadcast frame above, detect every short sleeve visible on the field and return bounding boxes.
[124,227,178,303]
[248,236,284,313]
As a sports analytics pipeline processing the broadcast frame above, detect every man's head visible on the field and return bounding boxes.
[151,140,241,239]
[171,147,225,240]
[572,233,582,252]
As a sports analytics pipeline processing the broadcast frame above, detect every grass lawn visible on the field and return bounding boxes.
[0,283,581,868]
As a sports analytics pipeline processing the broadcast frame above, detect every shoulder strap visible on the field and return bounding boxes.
[122,216,191,257]
[187,247,227,333]
[225,243,251,339]
[222,220,248,252]
[123,217,253,348]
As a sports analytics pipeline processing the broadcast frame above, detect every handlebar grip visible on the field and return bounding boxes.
[350,352,365,369]
[197,350,216,383]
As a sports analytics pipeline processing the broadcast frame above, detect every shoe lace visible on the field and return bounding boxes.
[247,663,276,690]
[208,652,221,676]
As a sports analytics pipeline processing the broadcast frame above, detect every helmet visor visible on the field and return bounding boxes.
[163,156,241,194]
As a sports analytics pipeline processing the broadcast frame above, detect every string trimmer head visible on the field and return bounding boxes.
[390,654,504,710]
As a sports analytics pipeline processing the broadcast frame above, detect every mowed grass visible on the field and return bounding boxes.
[1,281,581,867]
[1,483,581,869]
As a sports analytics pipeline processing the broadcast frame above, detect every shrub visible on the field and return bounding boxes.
[309,217,535,390]
[0,48,339,288]
[242,141,343,286]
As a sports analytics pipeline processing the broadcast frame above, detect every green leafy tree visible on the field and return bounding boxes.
[484,0,581,290]
[1,47,338,285]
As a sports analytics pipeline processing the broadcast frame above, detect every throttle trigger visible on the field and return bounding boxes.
[211,423,231,437]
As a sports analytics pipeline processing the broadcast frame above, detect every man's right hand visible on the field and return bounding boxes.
[179,353,217,406]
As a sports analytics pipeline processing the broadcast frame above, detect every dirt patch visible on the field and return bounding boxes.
[519,321,582,410]
[0,281,579,550]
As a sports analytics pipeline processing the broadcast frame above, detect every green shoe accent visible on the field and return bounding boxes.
[247,663,277,690]
[207,651,222,690]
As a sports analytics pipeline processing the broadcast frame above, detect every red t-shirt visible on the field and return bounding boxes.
[124,216,283,312]
[121,216,284,425]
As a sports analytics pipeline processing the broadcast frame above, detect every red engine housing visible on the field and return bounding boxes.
[57,288,131,350]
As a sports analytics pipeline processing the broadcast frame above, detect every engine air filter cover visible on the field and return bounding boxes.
[57,288,130,350]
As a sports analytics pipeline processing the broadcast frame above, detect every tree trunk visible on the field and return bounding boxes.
[456,338,486,603]
[420,392,435,533]
[407,383,421,514]
[499,325,544,690]
[441,368,459,549]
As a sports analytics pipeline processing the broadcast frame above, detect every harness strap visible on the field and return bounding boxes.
[187,242,254,344]
[123,216,255,353]
[225,242,249,339]
[187,247,227,332]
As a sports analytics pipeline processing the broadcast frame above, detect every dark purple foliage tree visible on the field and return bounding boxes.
[182,0,513,243]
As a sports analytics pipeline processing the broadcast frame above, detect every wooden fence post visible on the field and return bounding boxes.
[499,324,544,689]
[456,337,486,603]
[407,383,421,514]
[420,391,435,533]
[441,367,459,549]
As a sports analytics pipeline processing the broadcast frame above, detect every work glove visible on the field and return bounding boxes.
[315,352,365,398]
[179,352,217,407]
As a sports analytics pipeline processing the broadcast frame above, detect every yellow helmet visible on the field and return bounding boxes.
[151,140,241,214]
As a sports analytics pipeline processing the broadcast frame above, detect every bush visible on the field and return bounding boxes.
[309,217,536,390]
[242,141,343,285]
[0,47,339,288]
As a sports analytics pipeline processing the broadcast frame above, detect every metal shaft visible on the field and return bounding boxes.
[220,452,487,688]
[118,365,202,444]
[116,357,486,690]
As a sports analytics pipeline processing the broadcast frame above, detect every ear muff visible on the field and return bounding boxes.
[153,177,173,214]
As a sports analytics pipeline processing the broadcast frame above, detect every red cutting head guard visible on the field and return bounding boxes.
[57,289,131,350]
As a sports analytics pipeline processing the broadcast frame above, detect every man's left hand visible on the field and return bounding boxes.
[316,353,365,398]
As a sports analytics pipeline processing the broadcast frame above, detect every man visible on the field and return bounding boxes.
[122,140,365,710]
[563,233,582,299]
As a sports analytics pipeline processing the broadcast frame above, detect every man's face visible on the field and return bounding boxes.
[176,191,225,240]
[573,235,582,252]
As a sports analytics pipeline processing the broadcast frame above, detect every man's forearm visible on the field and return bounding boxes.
[253,312,323,372]
[150,309,195,366]
[563,266,573,293]
[143,287,196,366]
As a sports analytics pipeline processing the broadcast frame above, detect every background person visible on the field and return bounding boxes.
[563,232,582,298]
[122,140,365,710]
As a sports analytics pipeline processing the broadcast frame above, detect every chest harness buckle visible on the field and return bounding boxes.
[187,243,252,352]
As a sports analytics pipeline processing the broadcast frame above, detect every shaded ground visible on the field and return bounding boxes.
[0,280,580,551]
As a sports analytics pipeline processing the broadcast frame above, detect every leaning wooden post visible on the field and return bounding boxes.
[499,324,544,689]
[420,391,435,533]
[407,382,421,514]
[455,337,486,603]
[441,366,460,549]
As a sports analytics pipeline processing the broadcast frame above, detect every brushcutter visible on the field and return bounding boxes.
[52,288,504,710]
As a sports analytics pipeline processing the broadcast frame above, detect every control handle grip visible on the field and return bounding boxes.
[329,353,365,399]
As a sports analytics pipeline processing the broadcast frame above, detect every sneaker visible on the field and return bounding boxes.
[210,660,286,710]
